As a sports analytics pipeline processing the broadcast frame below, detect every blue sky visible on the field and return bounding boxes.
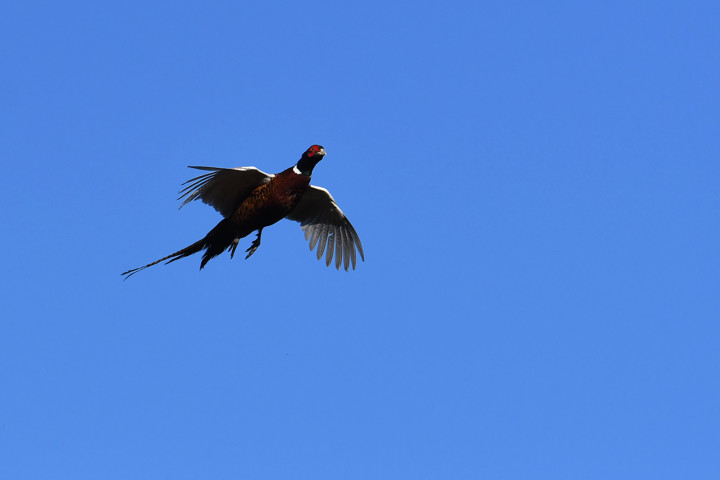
[1,0,718,478]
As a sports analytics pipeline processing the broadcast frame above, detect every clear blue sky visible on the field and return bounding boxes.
[1,1,718,478]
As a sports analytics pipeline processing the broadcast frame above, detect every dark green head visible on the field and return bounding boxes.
[294,145,326,176]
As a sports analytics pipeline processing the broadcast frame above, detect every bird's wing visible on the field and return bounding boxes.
[286,185,364,271]
[178,166,273,218]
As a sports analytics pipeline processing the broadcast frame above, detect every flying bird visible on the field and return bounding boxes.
[122,145,364,279]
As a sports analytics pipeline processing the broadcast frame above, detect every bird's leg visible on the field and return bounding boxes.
[245,228,263,259]
[228,238,240,259]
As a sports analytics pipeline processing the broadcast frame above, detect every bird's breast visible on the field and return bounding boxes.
[229,168,310,231]
[269,169,312,205]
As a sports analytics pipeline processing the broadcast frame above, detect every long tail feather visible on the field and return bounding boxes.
[121,238,207,280]
[122,219,243,280]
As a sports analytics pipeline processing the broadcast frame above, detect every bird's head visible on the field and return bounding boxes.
[295,145,327,176]
[304,145,326,158]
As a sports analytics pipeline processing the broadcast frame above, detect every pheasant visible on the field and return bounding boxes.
[122,145,363,279]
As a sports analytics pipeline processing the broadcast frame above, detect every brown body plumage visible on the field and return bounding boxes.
[230,165,311,235]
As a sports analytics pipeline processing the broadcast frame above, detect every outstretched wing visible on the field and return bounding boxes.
[286,186,364,271]
[178,166,273,218]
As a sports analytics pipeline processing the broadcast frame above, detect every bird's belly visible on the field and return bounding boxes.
[253,202,293,227]
[229,196,297,236]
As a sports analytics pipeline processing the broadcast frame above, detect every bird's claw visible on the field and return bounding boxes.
[245,241,259,259]
[228,238,239,258]
[245,230,262,259]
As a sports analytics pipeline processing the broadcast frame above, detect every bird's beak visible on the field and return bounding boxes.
[318,148,327,156]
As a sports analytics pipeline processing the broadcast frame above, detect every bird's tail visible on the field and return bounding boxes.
[122,219,239,280]
[121,238,207,280]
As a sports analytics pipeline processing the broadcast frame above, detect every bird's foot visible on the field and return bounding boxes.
[228,238,239,259]
[245,229,263,259]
